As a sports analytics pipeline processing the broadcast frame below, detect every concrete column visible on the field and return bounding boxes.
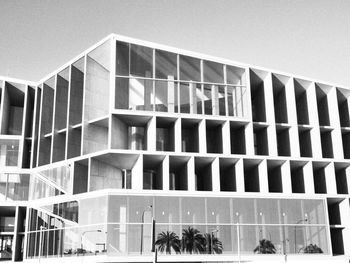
[325,162,337,194]
[235,159,245,193]
[144,71,153,111]
[187,156,195,191]
[245,123,255,155]
[258,160,269,193]
[222,121,231,154]
[162,156,170,191]
[131,155,143,190]
[236,85,243,117]
[303,162,315,194]
[307,83,322,158]
[198,119,206,154]
[174,118,182,153]
[328,87,341,127]
[243,69,255,155]
[281,161,292,194]
[242,68,250,119]
[346,167,350,194]
[189,82,197,114]
[167,76,175,113]
[212,157,220,192]
[285,78,300,157]
[210,85,218,115]
[328,87,344,159]
[146,116,156,151]
[264,73,278,156]
[339,199,350,255]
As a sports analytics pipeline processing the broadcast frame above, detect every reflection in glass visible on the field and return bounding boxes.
[116,41,129,76]
[179,55,200,81]
[38,165,72,193]
[130,44,153,77]
[203,60,224,83]
[25,195,329,258]
[154,79,177,112]
[155,50,177,79]
[179,83,190,113]
[0,139,19,167]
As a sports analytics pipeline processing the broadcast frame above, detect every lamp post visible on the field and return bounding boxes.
[282,212,288,263]
[235,212,241,263]
[140,205,153,255]
[80,230,102,255]
[38,226,47,263]
[210,229,219,254]
[294,218,308,253]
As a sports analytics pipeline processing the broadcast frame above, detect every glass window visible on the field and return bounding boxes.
[154,80,168,112]
[302,199,326,224]
[78,196,108,225]
[128,196,154,223]
[233,198,256,224]
[155,50,177,79]
[38,165,72,193]
[0,174,7,201]
[226,65,244,85]
[7,173,30,201]
[203,60,224,83]
[116,41,129,76]
[128,77,153,111]
[130,44,153,77]
[227,86,235,116]
[0,139,19,167]
[181,197,205,224]
[179,55,200,82]
[218,86,226,116]
[280,199,304,224]
[179,83,190,113]
[154,197,180,224]
[203,85,213,115]
[108,196,127,223]
[207,198,231,224]
[256,198,279,224]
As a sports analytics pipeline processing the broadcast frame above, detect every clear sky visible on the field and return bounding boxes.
[0,0,350,86]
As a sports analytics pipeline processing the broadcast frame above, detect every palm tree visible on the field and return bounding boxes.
[204,233,223,254]
[182,227,206,254]
[155,231,181,254]
[301,244,323,253]
[253,239,276,254]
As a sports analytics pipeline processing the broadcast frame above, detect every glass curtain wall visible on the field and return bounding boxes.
[115,41,247,118]
[26,195,329,259]
[0,173,29,201]
[0,139,20,167]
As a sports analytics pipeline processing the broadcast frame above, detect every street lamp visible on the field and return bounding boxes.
[80,230,102,255]
[210,229,219,254]
[38,226,47,263]
[235,212,241,263]
[281,212,288,262]
[140,205,153,255]
[294,217,308,253]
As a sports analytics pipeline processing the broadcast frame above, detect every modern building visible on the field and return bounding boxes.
[0,34,350,263]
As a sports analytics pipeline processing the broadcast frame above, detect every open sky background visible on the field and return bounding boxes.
[0,0,350,86]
